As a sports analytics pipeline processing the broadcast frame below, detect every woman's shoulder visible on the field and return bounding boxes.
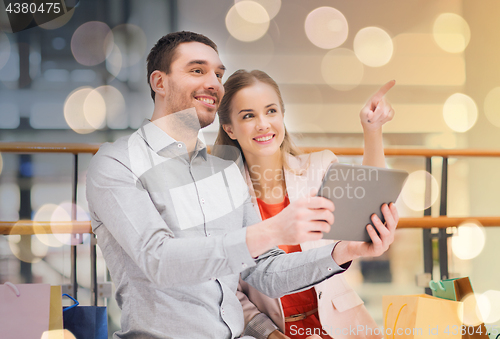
[291,150,337,168]
[285,150,338,179]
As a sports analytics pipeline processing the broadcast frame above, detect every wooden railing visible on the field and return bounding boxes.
[1,142,500,296]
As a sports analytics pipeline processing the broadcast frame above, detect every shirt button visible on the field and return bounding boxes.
[327,267,333,272]
[207,232,211,237]
[177,143,182,148]
[242,263,248,269]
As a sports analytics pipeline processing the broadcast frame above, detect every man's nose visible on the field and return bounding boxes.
[204,72,222,92]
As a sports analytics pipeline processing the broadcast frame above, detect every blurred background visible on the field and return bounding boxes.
[0,0,499,335]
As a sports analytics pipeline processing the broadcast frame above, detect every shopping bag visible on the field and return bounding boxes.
[383,294,463,338]
[430,277,489,338]
[0,282,52,339]
[49,285,64,331]
[63,294,108,339]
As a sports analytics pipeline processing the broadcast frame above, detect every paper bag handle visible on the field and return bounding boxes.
[429,280,446,291]
[384,302,407,339]
[62,293,79,312]
[4,282,20,297]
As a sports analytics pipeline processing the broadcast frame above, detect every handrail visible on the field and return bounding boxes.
[0,221,92,235]
[1,142,500,157]
[2,217,499,235]
[0,142,100,154]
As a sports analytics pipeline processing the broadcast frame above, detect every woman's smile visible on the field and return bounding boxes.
[253,133,276,144]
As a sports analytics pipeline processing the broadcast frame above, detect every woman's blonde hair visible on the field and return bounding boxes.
[213,69,302,169]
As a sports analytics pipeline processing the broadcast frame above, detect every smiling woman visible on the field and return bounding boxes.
[213,69,396,339]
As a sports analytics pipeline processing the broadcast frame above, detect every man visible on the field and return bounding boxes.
[86,31,398,339]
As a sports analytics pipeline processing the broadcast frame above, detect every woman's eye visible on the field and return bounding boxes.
[268,109,277,114]
[243,113,253,119]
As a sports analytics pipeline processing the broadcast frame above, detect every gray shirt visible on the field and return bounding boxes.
[86,120,345,339]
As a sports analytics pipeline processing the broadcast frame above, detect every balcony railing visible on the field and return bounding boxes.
[1,142,499,301]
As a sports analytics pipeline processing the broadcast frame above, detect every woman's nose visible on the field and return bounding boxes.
[256,115,270,131]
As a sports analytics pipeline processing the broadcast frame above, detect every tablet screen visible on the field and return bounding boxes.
[317,163,408,242]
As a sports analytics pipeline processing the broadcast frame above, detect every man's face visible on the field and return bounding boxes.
[162,42,225,129]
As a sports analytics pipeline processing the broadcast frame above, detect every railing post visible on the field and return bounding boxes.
[423,157,433,294]
[438,157,449,280]
[71,154,79,299]
[91,234,98,306]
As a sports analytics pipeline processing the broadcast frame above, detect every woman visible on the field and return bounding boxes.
[214,70,396,339]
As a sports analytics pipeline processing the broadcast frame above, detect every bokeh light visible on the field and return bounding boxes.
[477,290,500,324]
[226,1,270,42]
[353,27,394,67]
[459,293,485,327]
[36,8,75,30]
[484,87,500,128]
[235,0,281,20]
[51,202,90,245]
[443,93,478,132]
[0,30,10,70]
[64,87,106,134]
[105,24,147,68]
[433,13,471,53]
[33,204,66,248]
[305,7,348,49]
[224,33,275,70]
[71,21,113,66]
[105,44,123,79]
[321,48,364,91]
[7,222,49,263]
[93,86,127,129]
[451,221,486,260]
[401,170,439,211]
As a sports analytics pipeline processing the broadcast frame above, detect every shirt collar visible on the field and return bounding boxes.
[137,119,208,160]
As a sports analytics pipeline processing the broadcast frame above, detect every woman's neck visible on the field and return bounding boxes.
[245,151,286,203]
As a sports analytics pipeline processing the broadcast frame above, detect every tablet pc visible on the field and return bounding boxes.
[317,163,409,242]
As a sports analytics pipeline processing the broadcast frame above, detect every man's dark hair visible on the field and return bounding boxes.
[146,31,218,101]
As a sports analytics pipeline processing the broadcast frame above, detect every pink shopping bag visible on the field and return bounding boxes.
[0,282,52,339]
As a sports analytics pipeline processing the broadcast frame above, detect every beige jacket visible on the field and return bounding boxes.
[238,150,382,339]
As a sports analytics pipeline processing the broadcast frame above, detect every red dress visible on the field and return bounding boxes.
[257,196,332,339]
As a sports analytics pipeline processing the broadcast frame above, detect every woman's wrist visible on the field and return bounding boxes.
[331,241,360,266]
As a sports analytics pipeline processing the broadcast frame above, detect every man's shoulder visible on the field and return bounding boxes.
[88,132,143,178]
[92,130,150,163]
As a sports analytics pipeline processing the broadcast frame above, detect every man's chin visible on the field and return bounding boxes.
[197,109,217,129]
[199,115,215,129]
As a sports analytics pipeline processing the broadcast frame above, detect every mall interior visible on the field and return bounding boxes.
[0,0,499,337]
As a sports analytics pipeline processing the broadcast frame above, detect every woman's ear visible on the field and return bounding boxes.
[222,124,237,140]
[150,70,167,98]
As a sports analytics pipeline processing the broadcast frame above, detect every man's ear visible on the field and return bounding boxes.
[222,124,237,140]
[150,70,167,98]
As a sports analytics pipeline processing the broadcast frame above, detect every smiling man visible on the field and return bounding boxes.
[86,31,397,339]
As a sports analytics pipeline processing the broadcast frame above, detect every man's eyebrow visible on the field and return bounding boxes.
[186,60,226,71]
[186,60,207,67]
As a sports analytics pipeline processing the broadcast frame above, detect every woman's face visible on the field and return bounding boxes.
[223,81,285,160]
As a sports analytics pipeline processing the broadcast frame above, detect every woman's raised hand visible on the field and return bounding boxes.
[359,80,396,132]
